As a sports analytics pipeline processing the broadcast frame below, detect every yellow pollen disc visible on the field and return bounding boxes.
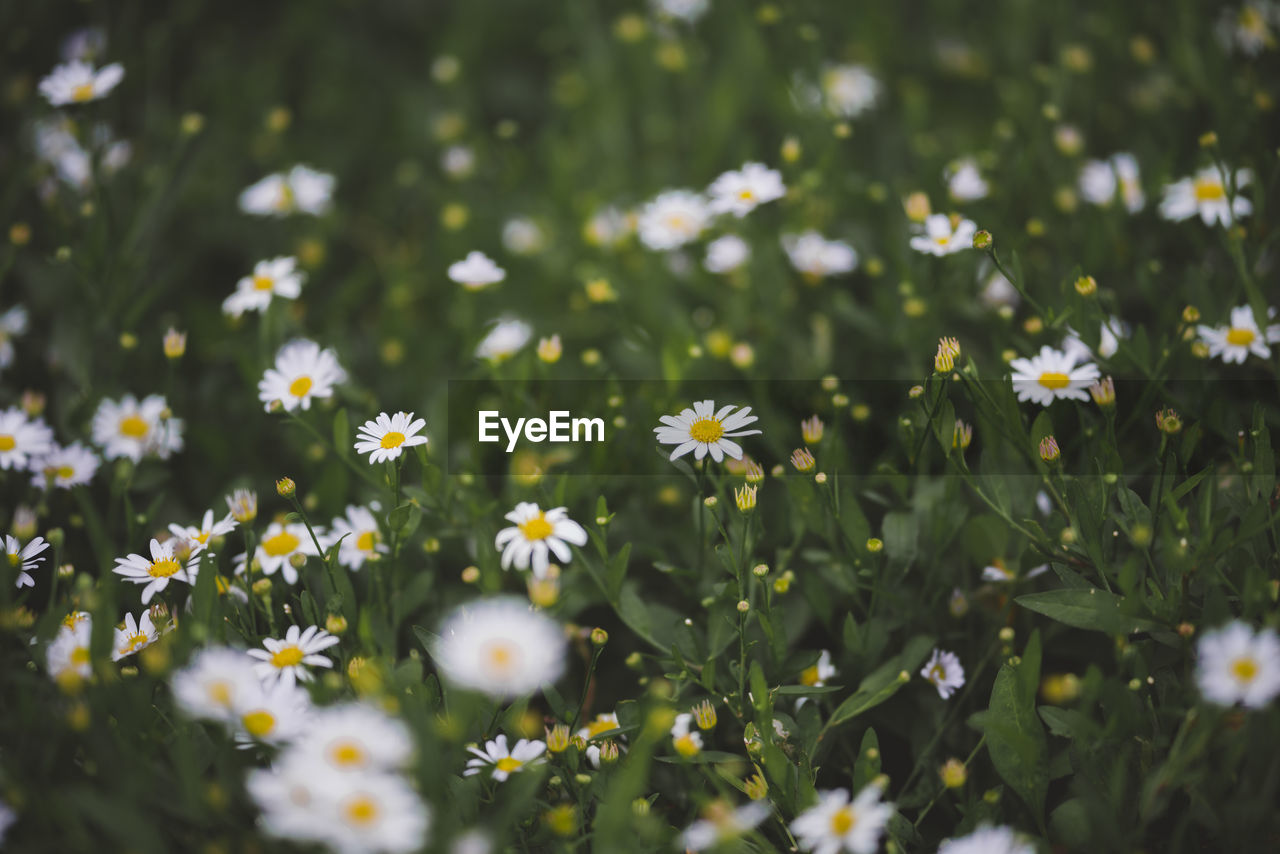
[148,558,181,578]
[519,513,554,541]
[481,639,519,675]
[495,757,523,773]
[674,734,700,757]
[7,552,21,566]
[737,189,755,201]
[275,184,296,211]
[242,710,276,738]
[688,416,724,444]
[345,796,378,825]
[667,215,689,231]
[1232,657,1258,683]
[119,414,150,438]
[379,431,406,449]
[194,531,212,544]
[355,530,377,552]
[830,806,857,835]
[207,679,232,706]
[288,375,313,398]
[1038,371,1071,390]
[0,435,15,452]
[1226,327,1256,347]
[587,718,616,738]
[55,465,75,480]
[124,633,148,653]
[800,665,821,687]
[71,82,96,102]
[930,664,946,682]
[935,235,950,245]
[331,741,366,767]
[1193,179,1225,201]
[252,275,275,291]
[70,646,91,665]
[262,531,300,557]
[270,646,305,668]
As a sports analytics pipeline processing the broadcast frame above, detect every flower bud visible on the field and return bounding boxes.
[1156,408,1182,435]
[1089,377,1116,408]
[537,335,563,363]
[461,566,480,583]
[163,327,187,359]
[734,484,758,513]
[591,627,609,646]
[692,699,717,730]
[1038,435,1060,463]
[940,758,968,788]
[275,477,296,498]
[1074,275,1097,297]
[972,229,992,250]
[546,724,571,753]
[801,416,824,445]
[790,448,815,473]
[866,537,883,553]
[325,614,348,635]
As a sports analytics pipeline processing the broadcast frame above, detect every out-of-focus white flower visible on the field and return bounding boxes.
[91,394,183,462]
[782,231,857,279]
[475,318,532,362]
[1197,621,1280,708]
[235,521,321,586]
[502,217,546,255]
[328,505,389,569]
[441,144,476,179]
[172,647,261,722]
[258,339,347,412]
[682,801,771,851]
[1159,166,1252,226]
[0,408,54,471]
[223,257,305,318]
[651,0,710,23]
[910,214,977,256]
[706,162,785,218]
[1079,153,1144,212]
[47,617,93,683]
[448,251,506,290]
[920,648,966,699]
[821,64,881,118]
[939,825,1037,854]
[434,598,566,698]
[5,534,49,589]
[637,190,710,250]
[239,165,335,217]
[791,786,893,854]
[39,60,123,105]
[704,234,751,273]
[946,158,989,202]
[30,441,99,491]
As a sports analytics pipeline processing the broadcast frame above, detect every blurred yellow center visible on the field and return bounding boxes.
[148,558,181,578]
[331,741,366,767]
[495,757,523,772]
[688,417,724,444]
[481,639,518,674]
[1226,327,1255,346]
[288,376,313,398]
[380,431,405,449]
[242,710,276,737]
[344,796,378,825]
[122,633,148,654]
[207,679,232,706]
[587,718,617,738]
[519,514,554,540]
[1193,179,1225,201]
[1232,656,1258,683]
[800,665,821,686]
[55,465,75,480]
[356,531,376,552]
[830,807,857,835]
[0,435,14,451]
[276,184,296,211]
[7,552,20,566]
[119,415,150,438]
[271,645,304,668]
[737,189,754,201]
[1038,372,1070,390]
[262,531,300,557]
[71,646,91,665]
[930,664,946,682]
[72,83,95,102]
[674,734,700,757]
[252,275,275,291]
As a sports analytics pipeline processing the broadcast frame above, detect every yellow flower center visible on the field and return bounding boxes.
[148,558,181,578]
[519,513,554,541]
[122,632,149,654]
[330,740,366,767]
[119,414,150,438]
[800,665,821,687]
[275,184,296,212]
[379,431,406,449]
[688,416,724,444]
[737,189,755,202]
[194,530,212,544]
[1226,327,1256,347]
[1232,656,1258,683]
[830,806,857,835]
[54,465,75,480]
[1193,178,1225,201]
[586,718,617,738]
[480,639,519,676]
[344,796,379,826]
[355,530,377,552]
[1240,7,1266,33]
[215,575,232,594]
[495,757,523,773]
[0,435,15,452]
[252,275,275,291]
[930,664,946,683]
[674,734,701,757]
[666,214,689,231]
[71,82,96,102]
[242,710,276,738]
[288,376,313,398]
[7,552,20,566]
[1038,372,1070,390]
[270,645,305,668]
[70,646,91,666]
[935,235,950,246]
[206,679,232,706]
[261,531,300,557]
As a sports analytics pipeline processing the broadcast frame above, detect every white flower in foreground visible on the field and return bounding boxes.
[1079,153,1144,212]
[47,618,93,684]
[475,318,532,362]
[258,339,347,412]
[222,257,305,318]
[239,165,335,217]
[448,251,506,290]
[494,502,587,577]
[910,213,977,256]
[91,394,183,462]
[434,598,566,698]
[671,713,703,757]
[947,158,989,202]
[939,824,1036,854]
[1159,166,1252,226]
[791,786,893,854]
[464,734,546,781]
[296,702,414,773]
[1196,621,1280,708]
[113,538,195,604]
[920,648,966,699]
[354,411,428,464]
[30,441,99,490]
[783,231,857,280]
[168,509,238,552]
[682,801,772,851]
[0,408,54,470]
[704,234,751,273]
[801,650,836,687]
[237,521,320,585]
[821,64,881,118]
[0,306,28,370]
[329,505,388,570]
[707,162,785,218]
[171,647,261,722]
[1196,305,1280,364]
[233,679,312,746]
[249,624,341,687]
[111,611,160,661]
[6,534,49,589]
[637,190,710,250]
[1009,345,1100,407]
[655,399,761,463]
[39,60,123,105]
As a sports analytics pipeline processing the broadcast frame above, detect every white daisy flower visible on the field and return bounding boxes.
[790,786,894,854]
[704,234,751,273]
[920,648,966,699]
[111,611,160,661]
[654,399,762,463]
[222,256,305,318]
[1196,305,1280,364]
[6,534,49,589]
[448,251,506,290]
[821,64,881,118]
[168,509,238,553]
[637,190,710,250]
[910,213,977,256]
[239,165,335,217]
[1216,2,1279,55]
[29,441,99,490]
[258,339,347,413]
[651,0,710,22]
[981,560,1049,583]
[706,162,786,218]
[113,538,196,604]
[47,617,93,684]
[1009,345,1101,407]
[233,679,312,746]
[296,702,414,773]
[441,144,476,179]
[682,801,771,852]
[1196,621,1280,708]
[1159,166,1252,226]
[171,646,261,722]
[236,521,320,586]
[1078,153,1144,212]
[1063,316,1128,362]
[946,158,989,202]
[434,598,566,698]
[503,217,545,255]
[577,712,624,768]
[248,624,341,688]
[329,505,388,570]
[245,753,330,844]
[583,205,633,247]
[475,318,532,362]
[465,733,546,781]
[494,502,588,578]
[671,712,703,757]
[0,408,54,470]
[226,488,258,524]
[0,306,28,370]
[800,650,836,688]
[91,394,182,462]
[354,411,428,464]
[939,824,1036,854]
[782,231,858,280]
[38,60,124,105]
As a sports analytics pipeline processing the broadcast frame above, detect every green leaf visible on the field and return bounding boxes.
[1016,589,1164,634]
[970,631,1047,827]
[881,512,918,565]
[826,635,933,729]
